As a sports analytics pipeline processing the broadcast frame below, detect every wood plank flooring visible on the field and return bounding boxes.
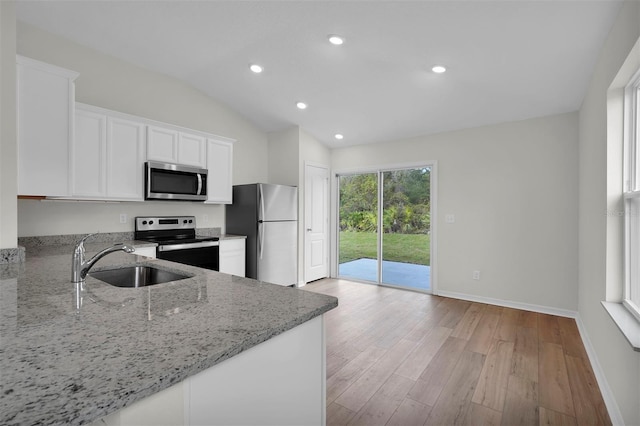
[304,279,611,426]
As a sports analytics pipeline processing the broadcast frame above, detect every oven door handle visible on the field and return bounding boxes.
[158,241,219,252]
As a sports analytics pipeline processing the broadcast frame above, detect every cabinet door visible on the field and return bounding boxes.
[206,138,234,204]
[178,132,206,168]
[107,117,145,200]
[17,56,78,196]
[73,109,106,197]
[219,239,246,277]
[147,125,178,163]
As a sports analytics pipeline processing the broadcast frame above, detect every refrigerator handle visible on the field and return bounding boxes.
[258,185,265,260]
[258,221,264,260]
[259,184,265,222]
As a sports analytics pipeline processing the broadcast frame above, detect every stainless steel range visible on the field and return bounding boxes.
[134,216,219,271]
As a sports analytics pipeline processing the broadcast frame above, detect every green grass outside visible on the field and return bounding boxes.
[339,231,430,265]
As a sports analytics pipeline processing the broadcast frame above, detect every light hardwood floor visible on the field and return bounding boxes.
[304,278,611,426]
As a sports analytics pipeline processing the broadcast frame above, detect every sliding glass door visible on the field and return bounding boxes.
[381,168,431,290]
[337,166,432,292]
[338,173,378,282]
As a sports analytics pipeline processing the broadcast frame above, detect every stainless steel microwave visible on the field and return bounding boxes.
[145,161,208,201]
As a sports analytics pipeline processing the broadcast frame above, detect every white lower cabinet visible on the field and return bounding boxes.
[131,246,157,258]
[219,238,245,277]
[17,56,78,196]
[93,315,325,426]
[72,104,145,200]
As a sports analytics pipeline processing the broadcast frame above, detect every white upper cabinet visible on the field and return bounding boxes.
[147,126,207,168]
[178,133,207,168]
[206,137,234,204]
[146,126,178,163]
[17,56,79,196]
[73,108,106,197]
[72,104,145,200]
[106,117,145,199]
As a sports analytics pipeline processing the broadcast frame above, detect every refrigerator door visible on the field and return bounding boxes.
[258,221,297,286]
[259,183,297,221]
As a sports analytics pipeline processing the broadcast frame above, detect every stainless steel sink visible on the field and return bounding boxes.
[89,266,190,288]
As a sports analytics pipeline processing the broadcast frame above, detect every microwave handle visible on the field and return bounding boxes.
[197,174,203,195]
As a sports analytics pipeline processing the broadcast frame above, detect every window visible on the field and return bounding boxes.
[623,70,640,322]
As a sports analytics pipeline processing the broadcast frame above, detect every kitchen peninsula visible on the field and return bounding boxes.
[0,242,337,425]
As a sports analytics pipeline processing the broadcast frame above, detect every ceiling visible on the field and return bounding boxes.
[16,1,623,148]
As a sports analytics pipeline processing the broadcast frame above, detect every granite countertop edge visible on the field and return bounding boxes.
[1,242,336,426]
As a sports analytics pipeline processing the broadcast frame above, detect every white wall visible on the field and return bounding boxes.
[332,112,579,311]
[0,2,17,248]
[268,127,299,186]
[578,1,640,424]
[268,126,331,285]
[14,22,269,237]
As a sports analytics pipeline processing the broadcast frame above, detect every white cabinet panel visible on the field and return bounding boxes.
[72,104,145,201]
[178,133,206,168]
[206,138,234,204]
[73,109,106,197]
[107,118,145,199]
[188,316,324,425]
[146,126,178,163]
[147,126,206,168]
[219,238,245,277]
[131,246,157,259]
[94,316,325,426]
[17,56,78,196]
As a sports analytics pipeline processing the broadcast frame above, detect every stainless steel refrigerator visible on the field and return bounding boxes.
[225,183,298,286]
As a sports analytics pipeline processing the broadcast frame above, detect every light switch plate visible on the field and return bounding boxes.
[445,214,455,224]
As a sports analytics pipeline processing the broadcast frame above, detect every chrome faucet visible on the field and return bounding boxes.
[71,233,135,283]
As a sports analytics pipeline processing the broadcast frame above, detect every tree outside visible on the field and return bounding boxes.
[339,168,431,265]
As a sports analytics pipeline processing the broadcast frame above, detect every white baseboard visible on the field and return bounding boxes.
[436,289,577,318]
[435,289,623,425]
[574,314,625,426]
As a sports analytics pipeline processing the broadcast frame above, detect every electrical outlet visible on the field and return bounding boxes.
[473,270,481,280]
[445,214,455,224]
[119,213,127,224]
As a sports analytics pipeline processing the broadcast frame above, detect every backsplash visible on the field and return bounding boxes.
[17,199,225,238]
[18,228,222,248]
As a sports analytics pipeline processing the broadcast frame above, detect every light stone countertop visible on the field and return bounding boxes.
[0,243,337,426]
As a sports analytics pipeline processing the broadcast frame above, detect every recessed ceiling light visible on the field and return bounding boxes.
[334,133,344,140]
[296,102,307,110]
[328,35,344,45]
[249,64,263,74]
[432,65,447,74]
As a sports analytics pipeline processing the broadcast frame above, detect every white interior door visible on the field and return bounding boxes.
[305,163,329,283]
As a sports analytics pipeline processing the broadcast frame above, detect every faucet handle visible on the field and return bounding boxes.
[75,233,98,252]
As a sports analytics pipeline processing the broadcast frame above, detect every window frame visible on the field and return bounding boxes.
[622,69,640,323]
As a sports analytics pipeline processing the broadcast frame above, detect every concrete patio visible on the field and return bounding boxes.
[338,258,430,291]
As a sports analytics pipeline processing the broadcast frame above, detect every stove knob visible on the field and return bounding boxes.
[142,220,147,225]
[149,220,154,225]
[183,219,187,224]
[189,219,193,223]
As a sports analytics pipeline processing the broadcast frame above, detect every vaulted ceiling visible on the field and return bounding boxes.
[16,0,623,147]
